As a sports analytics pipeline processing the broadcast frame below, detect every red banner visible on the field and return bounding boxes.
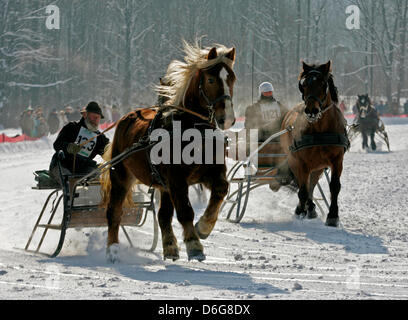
[0,133,40,143]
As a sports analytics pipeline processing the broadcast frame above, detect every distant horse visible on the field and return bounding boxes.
[354,94,380,151]
[280,61,349,227]
[101,41,236,262]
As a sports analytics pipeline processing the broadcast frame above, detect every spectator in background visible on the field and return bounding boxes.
[65,106,77,122]
[352,103,358,115]
[58,110,68,128]
[72,107,82,121]
[404,100,408,115]
[111,105,121,122]
[47,108,60,134]
[20,106,34,136]
[376,100,386,115]
[36,116,49,137]
[31,107,44,137]
[390,98,400,115]
[339,100,347,114]
[103,105,112,123]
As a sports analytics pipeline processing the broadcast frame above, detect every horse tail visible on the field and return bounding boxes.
[100,112,141,209]
[100,142,113,208]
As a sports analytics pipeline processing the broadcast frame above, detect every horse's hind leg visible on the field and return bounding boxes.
[195,174,229,239]
[168,179,205,262]
[158,191,179,261]
[325,158,343,227]
[106,167,131,263]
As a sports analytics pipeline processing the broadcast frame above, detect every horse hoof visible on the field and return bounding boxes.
[188,250,206,262]
[306,209,318,219]
[295,209,306,220]
[325,217,339,227]
[164,254,180,262]
[106,243,120,263]
[194,222,210,240]
[163,245,179,261]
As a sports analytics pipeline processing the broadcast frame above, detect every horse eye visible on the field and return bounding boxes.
[208,78,215,84]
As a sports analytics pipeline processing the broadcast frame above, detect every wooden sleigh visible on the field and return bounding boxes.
[25,151,159,257]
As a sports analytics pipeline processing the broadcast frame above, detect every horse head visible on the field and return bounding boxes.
[298,61,338,123]
[185,46,237,130]
[357,94,371,119]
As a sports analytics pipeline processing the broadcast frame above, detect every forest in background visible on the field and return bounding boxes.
[0,0,407,127]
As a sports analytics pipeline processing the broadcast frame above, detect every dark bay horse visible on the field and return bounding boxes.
[280,61,349,227]
[354,94,379,150]
[101,42,236,262]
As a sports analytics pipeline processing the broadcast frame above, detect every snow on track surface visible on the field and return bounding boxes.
[0,119,408,300]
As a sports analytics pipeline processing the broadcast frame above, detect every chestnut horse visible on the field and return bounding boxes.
[101,41,236,262]
[280,61,349,227]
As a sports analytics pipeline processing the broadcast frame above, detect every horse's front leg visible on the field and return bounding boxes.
[168,177,205,262]
[362,131,369,149]
[195,168,229,239]
[291,159,310,219]
[158,191,179,261]
[370,130,377,150]
[325,157,343,227]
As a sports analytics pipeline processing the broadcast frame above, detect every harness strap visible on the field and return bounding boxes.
[146,109,167,189]
[289,132,350,153]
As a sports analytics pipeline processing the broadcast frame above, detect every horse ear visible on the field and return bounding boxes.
[319,60,332,74]
[226,47,236,61]
[207,47,218,60]
[302,60,312,73]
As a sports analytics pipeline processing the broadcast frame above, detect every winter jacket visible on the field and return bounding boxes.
[244,96,288,141]
[49,117,109,174]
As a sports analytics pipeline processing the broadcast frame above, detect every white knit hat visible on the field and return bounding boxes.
[259,82,274,96]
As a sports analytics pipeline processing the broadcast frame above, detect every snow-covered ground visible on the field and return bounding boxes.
[0,118,408,300]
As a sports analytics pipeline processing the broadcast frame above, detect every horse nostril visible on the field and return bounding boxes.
[218,117,225,125]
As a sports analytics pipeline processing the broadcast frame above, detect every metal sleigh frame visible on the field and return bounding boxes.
[221,128,332,223]
[25,149,159,258]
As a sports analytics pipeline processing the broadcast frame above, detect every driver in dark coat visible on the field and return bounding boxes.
[49,101,109,184]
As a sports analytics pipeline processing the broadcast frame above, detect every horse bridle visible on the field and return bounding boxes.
[198,65,233,125]
[357,98,370,118]
[299,70,331,124]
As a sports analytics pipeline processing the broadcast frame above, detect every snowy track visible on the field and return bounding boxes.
[0,121,408,299]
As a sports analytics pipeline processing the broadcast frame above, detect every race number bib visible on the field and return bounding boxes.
[75,126,98,158]
[260,102,281,122]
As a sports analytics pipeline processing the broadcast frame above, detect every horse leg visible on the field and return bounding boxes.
[168,180,205,261]
[306,169,323,219]
[370,130,376,150]
[158,191,179,261]
[362,131,368,149]
[195,175,229,239]
[325,159,343,227]
[294,169,310,219]
[106,168,131,263]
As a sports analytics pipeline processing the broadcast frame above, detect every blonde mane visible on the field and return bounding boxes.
[156,40,235,107]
